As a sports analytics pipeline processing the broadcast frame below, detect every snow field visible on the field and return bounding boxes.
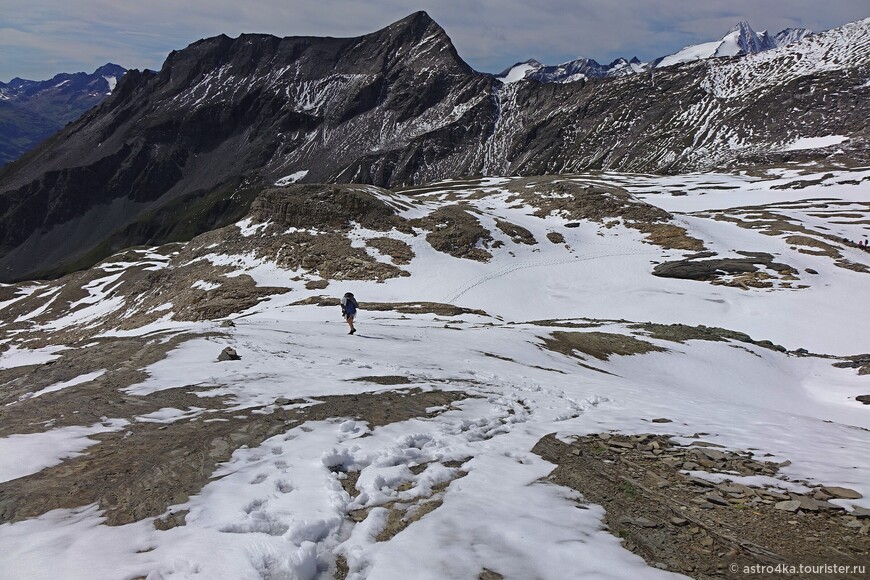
[0,170,867,579]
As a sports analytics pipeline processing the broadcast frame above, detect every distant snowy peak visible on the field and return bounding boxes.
[498,60,544,83]
[498,56,647,84]
[656,21,812,68]
[0,63,127,98]
[0,62,128,165]
[498,21,813,82]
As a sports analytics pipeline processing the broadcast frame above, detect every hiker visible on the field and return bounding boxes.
[340,292,358,335]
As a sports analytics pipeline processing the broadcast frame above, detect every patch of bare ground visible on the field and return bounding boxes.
[0,386,472,527]
[524,319,604,329]
[412,205,493,262]
[250,184,408,232]
[366,237,415,265]
[502,177,705,250]
[635,223,705,251]
[305,279,329,289]
[546,231,565,244]
[0,334,220,434]
[495,219,537,245]
[629,322,787,352]
[699,204,870,274]
[540,331,667,361]
[121,267,289,324]
[2,270,286,347]
[533,433,870,579]
[291,295,489,317]
[833,355,870,376]
[249,229,411,281]
[349,375,413,385]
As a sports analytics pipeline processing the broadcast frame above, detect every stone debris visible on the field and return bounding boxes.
[217,347,241,361]
[775,500,801,512]
[822,486,863,500]
[534,432,870,579]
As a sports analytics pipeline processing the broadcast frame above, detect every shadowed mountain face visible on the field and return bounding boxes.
[0,11,868,282]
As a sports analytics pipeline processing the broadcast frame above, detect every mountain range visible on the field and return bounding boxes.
[498,21,812,83]
[0,64,126,165]
[0,12,867,283]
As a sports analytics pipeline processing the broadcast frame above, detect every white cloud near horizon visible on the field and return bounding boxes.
[1,0,867,80]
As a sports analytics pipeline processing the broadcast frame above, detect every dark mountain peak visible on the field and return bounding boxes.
[389,10,436,31]
[93,63,127,77]
[629,56,642,65]
[375,10,453,50]
[360,11,473,74]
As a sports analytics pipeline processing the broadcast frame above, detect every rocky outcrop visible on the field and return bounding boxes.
[414,205,493,262]
[250,185,404,231]
[652,253,795,281]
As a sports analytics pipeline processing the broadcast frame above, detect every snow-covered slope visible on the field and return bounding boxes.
[703,17,870,98]
[656,21,810,68]
[0,168,868,578]
[498,57,647,84]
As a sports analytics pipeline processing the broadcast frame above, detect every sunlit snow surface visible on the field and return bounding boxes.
[782,135,849,151]
[0,169,868,579]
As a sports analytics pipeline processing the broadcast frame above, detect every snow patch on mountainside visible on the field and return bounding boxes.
[499,61,541,83]
[274,170,309,186]
[657,40,722,68]
[783,135,849,151]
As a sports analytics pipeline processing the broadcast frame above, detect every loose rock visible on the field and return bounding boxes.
[821,486,863,500]
[217,347,241,361]
[774,500,801,512]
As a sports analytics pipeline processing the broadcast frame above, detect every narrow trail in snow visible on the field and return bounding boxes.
[442,248,661,304]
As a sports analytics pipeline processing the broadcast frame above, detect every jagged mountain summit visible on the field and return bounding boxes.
[655,21,811,68]
[0,12,867,283]
[0,64,126,165]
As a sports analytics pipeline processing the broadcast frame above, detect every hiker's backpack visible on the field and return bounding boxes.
[341,293,357,314]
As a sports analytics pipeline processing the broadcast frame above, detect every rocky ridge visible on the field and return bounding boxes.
[0,13,868,281]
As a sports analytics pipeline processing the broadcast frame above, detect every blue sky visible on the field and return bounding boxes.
[1,0,867,80]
